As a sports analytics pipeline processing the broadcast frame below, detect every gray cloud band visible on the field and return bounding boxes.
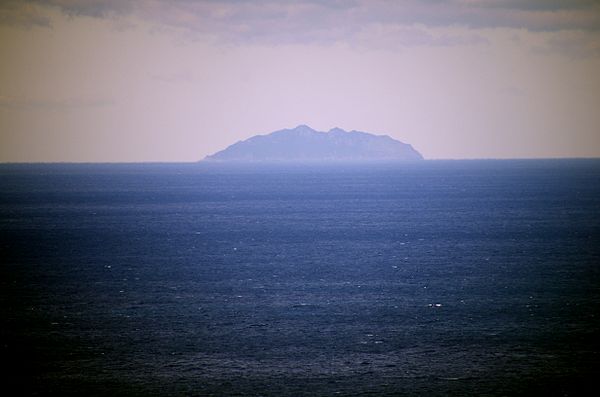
[3,0,600,39]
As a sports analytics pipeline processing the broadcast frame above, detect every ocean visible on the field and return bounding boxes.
[1,160,599,396]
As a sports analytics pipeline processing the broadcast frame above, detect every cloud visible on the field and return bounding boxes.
[470,0,598,12]
[2,1,600,45]
[34,0,134,18]
[127,0,495,46]
[354,24,489,49]
[531,30,600,58]
[0,1,50,28]
[466,3,600,31]
[0,95,115,110]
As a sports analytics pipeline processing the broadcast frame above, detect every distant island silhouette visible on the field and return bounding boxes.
[203,125,423,162]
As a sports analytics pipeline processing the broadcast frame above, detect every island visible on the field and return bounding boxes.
[203,125,424,162]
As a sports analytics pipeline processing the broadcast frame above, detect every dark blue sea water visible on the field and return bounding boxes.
[1,160,599,396]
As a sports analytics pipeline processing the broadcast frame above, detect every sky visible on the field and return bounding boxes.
[1,0,600,162]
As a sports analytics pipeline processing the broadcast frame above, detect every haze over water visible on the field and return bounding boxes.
[2,160,599,396]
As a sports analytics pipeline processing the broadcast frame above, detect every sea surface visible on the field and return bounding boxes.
[1,160,599,396]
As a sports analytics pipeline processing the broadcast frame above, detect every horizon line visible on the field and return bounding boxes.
[1,156,600,165]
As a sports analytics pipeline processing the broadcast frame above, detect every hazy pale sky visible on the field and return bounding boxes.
[1,0,600,161]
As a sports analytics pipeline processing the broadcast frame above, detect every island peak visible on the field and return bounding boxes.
[203,125,423,162]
